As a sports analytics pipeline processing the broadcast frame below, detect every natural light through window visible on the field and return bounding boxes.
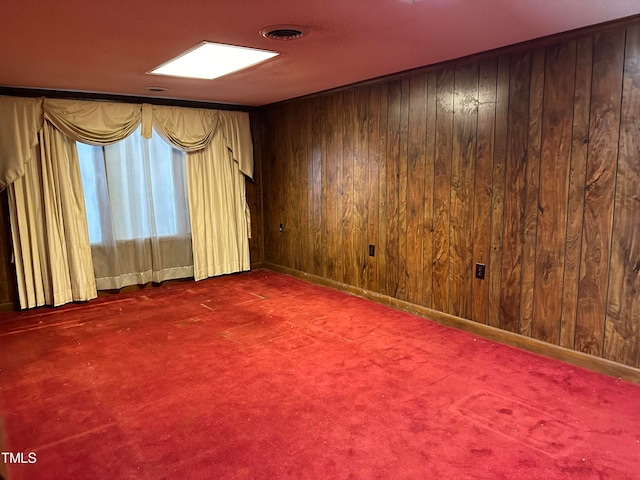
[77,128,190,244]
[148,42,279,80]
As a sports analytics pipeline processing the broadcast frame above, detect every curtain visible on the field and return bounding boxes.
[78,129,193,290]
[0,96,254,309]
[149,105,252,281]
[7,122,96,308]
[187,129,250,280]
[0,96,43,190]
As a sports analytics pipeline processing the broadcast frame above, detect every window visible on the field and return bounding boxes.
[77,128,190,244]
[76,128,194,290]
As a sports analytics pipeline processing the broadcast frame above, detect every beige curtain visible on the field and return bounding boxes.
[8,122,96,308]
[0,95,254,308]
[0,96,44,190]
[148,104,252,281]
[187,130,250,280]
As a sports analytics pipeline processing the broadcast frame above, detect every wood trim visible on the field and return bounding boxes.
[0,86,254,112]
[263,262,640,384]
[0,301,17,313]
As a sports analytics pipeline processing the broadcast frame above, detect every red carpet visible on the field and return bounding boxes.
[0,269,638,479]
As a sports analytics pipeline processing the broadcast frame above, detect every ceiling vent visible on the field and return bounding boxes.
[260,25,307,41]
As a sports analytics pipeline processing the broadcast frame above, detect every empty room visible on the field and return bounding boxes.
[1,1,639,479]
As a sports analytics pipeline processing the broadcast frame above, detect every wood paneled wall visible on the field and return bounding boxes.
[0,191,17,310]
[259,21,640,368]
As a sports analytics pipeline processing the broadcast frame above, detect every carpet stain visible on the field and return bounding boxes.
[450,390,585,458]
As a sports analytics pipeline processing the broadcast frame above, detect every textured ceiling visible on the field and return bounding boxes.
[1,0,639,106]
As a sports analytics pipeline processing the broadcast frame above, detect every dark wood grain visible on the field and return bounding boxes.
[432,68,454,313]
[422,72,437,309]
[353,88,370,289]
[449,62,479,319]
[397,78,410,301]
[533,41,577,344]
[384,81,402,297]
[576,30,625,357]
[324,93,343,281]
[406,73,427,306]
[367,85,382,293]
[472,59,497,325]
[310,97,324,277]
[342,89,356,286]
[0,191,17,309]
[316,97,329,278]
[500,52,530,333]
[297,101,311,273]
[560,37,593,350]
[604,25,640,368]
[488,55,510,329]
[519,48,544,337]
[377,86,390,296]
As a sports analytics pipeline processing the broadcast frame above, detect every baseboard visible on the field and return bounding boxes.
[263,262,640,384]
[250,261,265,270]
[0,301,17,313]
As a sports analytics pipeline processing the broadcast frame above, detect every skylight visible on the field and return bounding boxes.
[148,42,278,80]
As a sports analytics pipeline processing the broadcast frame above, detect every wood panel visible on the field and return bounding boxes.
[560,37,593,350]
[0,191,17,310]
[384,80,403,298]
[432,68,454,313]
[518,47,544,337]
[258,18,640,368]
[532,41,577,344]
[353,88,370,289]
[325,93,343,282]
[298,101,312,274]
[422,73,437,309]
[315,97,329,278]
[366,85,382,292]
[500,52,530,333]
[342,89,356,286]
[472,59,497,325]
[449,62,479,319]
[604,25,640,368]
[376,87,389,296]
[397,78,410,301]
[576,30,625,357]
[406,73,427,306]
[309,97,324,277]
[487,56,510,329]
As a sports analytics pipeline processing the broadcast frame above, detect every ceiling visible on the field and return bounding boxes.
[1,0,639,107]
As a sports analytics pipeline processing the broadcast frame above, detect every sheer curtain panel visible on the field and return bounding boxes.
[77,130,193,290]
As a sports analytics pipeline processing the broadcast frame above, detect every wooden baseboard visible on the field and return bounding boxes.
[263,262,640,384]
[250,261,265,270]
[0,301,17,313]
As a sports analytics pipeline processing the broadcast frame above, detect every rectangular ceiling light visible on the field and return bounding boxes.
[149,42,278,80]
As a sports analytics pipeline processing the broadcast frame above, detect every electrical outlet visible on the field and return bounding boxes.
[369,244,375,257]
[475,263,485,280]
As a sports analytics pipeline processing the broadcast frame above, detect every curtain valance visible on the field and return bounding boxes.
[0,95,254,190]
[144,105,254,179]
[44,98,141,146]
